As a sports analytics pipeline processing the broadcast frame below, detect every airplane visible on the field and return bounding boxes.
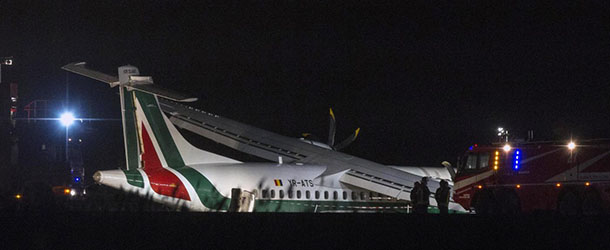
[62,62,466,213]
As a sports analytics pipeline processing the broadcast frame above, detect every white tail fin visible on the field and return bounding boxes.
[117,65,239,167]
[130,90,240,168]
[61,62,239,170]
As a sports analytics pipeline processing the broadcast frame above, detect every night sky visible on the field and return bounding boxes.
[2,1,610,167]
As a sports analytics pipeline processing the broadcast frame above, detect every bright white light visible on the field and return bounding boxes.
[60,112,75,127]
[498,127,504,132]
[70,190,76,196]
[568,142,576,150]
[503,144,512,152]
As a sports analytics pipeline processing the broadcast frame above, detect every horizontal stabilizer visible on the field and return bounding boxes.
[62,62,120,87]
[62,62,197,102]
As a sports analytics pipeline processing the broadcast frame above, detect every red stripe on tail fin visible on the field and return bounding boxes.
[141,124,191,200]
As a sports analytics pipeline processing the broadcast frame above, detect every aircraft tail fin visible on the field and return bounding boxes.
[129,90,241,167]
[62,62,239,171]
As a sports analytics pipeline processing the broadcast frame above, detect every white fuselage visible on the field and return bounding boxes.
[95,163,404,212]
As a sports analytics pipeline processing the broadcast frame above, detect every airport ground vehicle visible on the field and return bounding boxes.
[453,140,610,214]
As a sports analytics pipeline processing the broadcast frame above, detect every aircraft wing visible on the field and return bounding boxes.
[160,99,313,163]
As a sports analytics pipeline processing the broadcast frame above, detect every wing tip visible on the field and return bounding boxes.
[61,61,86,70]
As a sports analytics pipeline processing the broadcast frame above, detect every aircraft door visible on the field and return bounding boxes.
[238,190,256,212]
[229,188,256,212]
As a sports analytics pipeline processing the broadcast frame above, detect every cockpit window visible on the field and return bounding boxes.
[479,153,490,169]
[461,152,491,171]
[465,153,478,170]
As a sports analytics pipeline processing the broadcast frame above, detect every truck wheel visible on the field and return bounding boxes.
[474,190,495,215]
[497,190,521,214]
[582,190,602,215]
[558,191,581,215]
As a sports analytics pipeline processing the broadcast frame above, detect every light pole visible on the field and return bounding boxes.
[497,127,509,143]
[60,112,75,161]
[1,57,14,84]
[2,57,15,167]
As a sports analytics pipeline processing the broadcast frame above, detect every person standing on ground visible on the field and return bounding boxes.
[410,181,420,213]
[415,177,430,214]
[435,179,450,214]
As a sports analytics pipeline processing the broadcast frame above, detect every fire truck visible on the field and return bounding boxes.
[453,140,610,214]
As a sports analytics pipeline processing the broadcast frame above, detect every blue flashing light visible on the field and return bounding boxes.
[74,177,81,183]
[513,150,522,170]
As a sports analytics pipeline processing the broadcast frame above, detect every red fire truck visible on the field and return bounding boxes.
[453,140,610,214]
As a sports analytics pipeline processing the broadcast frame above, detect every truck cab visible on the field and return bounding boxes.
[453,141,610,214]
[453,145,504,213]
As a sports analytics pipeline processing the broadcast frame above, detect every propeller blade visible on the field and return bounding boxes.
[328,108,336,146]
[334,127,360,151]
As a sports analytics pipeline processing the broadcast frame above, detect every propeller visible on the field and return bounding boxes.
[333,127,360,151]
[302,108,360,151]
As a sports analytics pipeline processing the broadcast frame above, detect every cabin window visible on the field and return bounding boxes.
[324,191,329,200]
[262,189,269,198]
[306,191,311,199]
[333,191,338,200]
[360,192,365,200]
[288,190,294,199]
[297,190,302,199]
[279,190,284,199]
[369,192,374,199]
[270,190,275,198]
[351,192,358,200]
[315,191,320,199]
[342,191,347,200]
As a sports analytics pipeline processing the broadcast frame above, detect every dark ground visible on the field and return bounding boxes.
[1,211,610,249]
[1,166,610,249]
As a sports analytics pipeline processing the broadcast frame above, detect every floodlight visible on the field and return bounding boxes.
[568,142,576,150]
[60,112,75,127]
